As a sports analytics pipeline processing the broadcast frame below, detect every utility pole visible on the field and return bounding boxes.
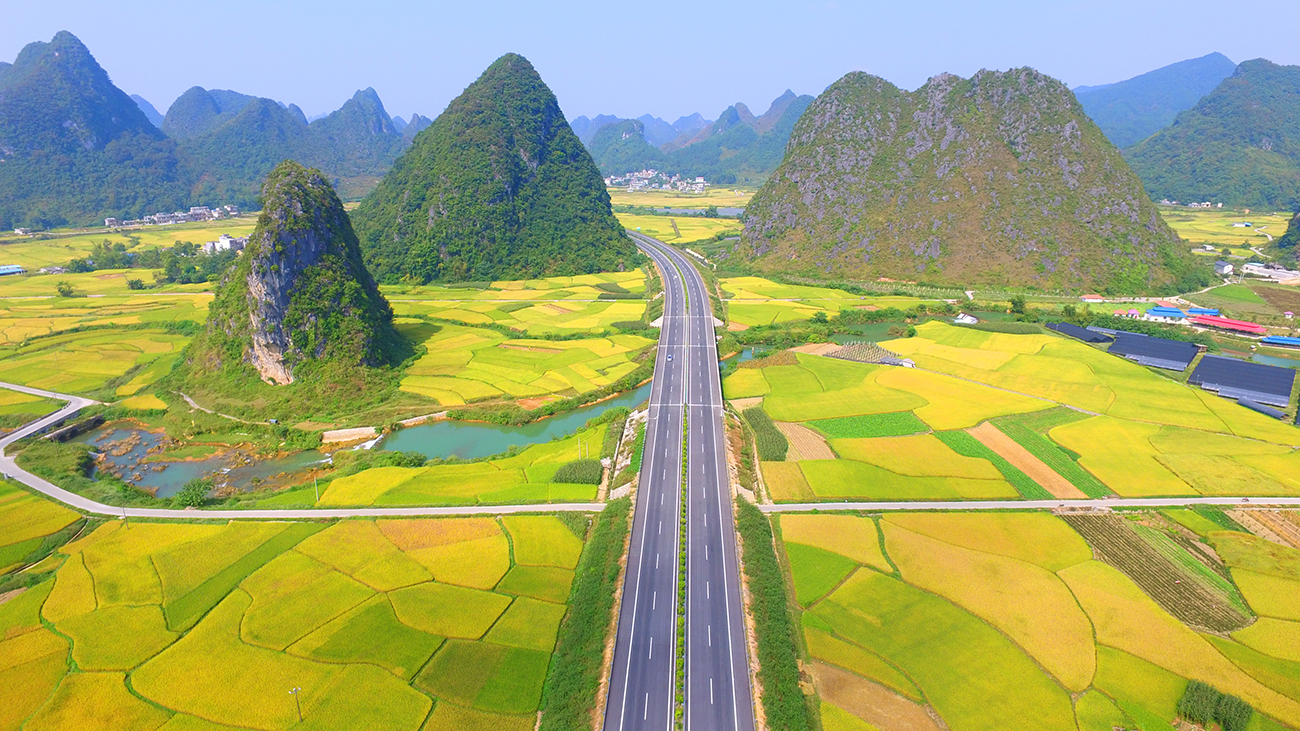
[289,687,302,722]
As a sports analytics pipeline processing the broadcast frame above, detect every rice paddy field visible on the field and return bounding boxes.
[0,510,594,731]
[613,213,742,244]
[781,509,1300,731]
[1160,207,1289,255]
[0,219,258,270]
[719,276,943,329]
[726,321,1300,502]
[318,424,607,506]
[607,187,755,209]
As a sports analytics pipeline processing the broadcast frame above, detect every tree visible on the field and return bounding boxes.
[174,478,211,507]
[704,205,719,219]
[125,278,145,290]
[1009,296,1027,315]
[55,281,75,297]
[810,311,828,324]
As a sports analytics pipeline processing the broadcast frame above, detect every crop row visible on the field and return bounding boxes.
[1061,515,1250,633]
[744,407,789,462]
[807,411,928,439]
[1130,523,1250,615]
[933,430,1052,500]
[993,420,1111,498]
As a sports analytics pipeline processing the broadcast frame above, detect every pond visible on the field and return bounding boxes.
[380,382,653,460]
[81,426,325,498]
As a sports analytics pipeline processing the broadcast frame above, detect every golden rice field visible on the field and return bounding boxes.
[607,187,755,209]
[1,511,593,730]
[613,213,742,244]
[1161,208,1289,251]
[0,218,258,270]
[320,424,606,506]
[719,275,941,328]
[782,510,1300,731]
[728,321,1300,502]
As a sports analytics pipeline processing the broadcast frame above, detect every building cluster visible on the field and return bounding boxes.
[605,169,707,193]
[105,205,240,229]
[1159,199,1222,208]
[202,234,248,254]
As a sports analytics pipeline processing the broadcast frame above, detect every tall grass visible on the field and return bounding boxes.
[744,407,788,462]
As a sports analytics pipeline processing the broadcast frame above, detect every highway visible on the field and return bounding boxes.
[604,233,756,731]
[604,236,688,730]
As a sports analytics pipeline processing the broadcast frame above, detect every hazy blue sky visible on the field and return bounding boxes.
[5,0,1299,123]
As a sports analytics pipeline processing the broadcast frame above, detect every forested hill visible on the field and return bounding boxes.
[0,31,191,229]
[584,91,813,184]
[171,86,410,204]
[352,53,636,284]
[1074,52,1236,149]
[736,68,1205,295]
[1125,59,1300,210]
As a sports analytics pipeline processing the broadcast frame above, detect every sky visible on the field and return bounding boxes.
[4,0,1299,123]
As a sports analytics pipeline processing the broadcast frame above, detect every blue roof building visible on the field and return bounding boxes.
[0,265,27,276]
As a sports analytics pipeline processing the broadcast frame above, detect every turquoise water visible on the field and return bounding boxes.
[82,427,325,498]
[381,383,653,460]
[1252,353,1300,369]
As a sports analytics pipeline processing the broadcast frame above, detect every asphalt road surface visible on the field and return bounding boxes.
[604,234,756,731]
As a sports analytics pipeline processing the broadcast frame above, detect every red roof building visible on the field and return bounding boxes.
[1189,314,1268,335]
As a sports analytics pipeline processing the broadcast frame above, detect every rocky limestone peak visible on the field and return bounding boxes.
[195,160,401,385]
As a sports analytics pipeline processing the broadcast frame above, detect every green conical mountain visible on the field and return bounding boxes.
[174,161,407,414]
[0,31,188,229]
[1125,59,1300,209]
[353,53,636,283]
[737,68,1205,294]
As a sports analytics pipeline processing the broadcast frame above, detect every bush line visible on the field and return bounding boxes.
[735,499,812,731]
[540,498,631,731]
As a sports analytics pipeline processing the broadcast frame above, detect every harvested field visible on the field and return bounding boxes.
[966,422,1084,499]
[775,421,835,460]
[1233,510,1300,549]
[811,662,942,731]
[791,342,841,356]
[1061,514,1251,632]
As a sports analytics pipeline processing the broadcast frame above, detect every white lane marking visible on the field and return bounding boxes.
[658,520,662,536]
[653,591,657,609]
[644,693,649,721]
[709,624,712,646]
[705,544,708,561]
[648,639,653,660]
[656,553,659,570]
[711,678,715,705]
[707,581,710,599]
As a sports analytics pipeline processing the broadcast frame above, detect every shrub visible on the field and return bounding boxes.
[125,278,145,290]
[1177,680,1254,731]
[553,459,603,485]
[173,478,211,508]
[55,281,76,297]
[744,407,788,461]
[1217,693,1254,731]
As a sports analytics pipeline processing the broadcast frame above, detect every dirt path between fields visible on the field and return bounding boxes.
[776,421,836,461]
[967,422,1086,499]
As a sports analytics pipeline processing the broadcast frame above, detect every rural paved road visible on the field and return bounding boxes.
[609,233,756,731]
[760,496,1300,512]
[0,381,601,519]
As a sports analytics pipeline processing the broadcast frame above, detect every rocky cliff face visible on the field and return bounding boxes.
[192,160,402,385]
[736,68,1204,294]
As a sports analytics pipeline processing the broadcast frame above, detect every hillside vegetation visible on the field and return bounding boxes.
[735,68,1205,294]
[1126,59,1300,209]
[353,53,637,283]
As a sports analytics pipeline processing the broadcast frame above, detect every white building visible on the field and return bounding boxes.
[1214,261,1234,276]
[202,234,247,254]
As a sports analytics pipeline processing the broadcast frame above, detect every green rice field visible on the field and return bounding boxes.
[728,321,1300,502]
[0,219,258,270]
[1,508,597,731]
[782,509,1300,731]
[319,425,607,506]
[719,275,942,328]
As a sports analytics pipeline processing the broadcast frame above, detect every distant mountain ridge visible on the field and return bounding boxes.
[1126,59,1300,209]
[582,90,813,183]
[0,31,190,229]
[0,31,431,229]
[736,68,1203,294]
[1074,52,1237,148]
[353,53,636,283]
